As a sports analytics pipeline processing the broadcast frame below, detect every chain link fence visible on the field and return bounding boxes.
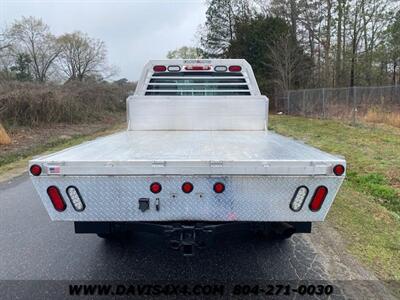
[276,85,400,125]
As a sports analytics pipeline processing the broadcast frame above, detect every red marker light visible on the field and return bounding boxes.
[228,65,242,72]
[333,164,345,176]
[153,65,167,72]
[150,182,162,194]
[213,182,225,193]
[47,186,66,212]
[182,182,194,193]
[184,65,211,71]
[30,164,42,176]
[309,186,328,212]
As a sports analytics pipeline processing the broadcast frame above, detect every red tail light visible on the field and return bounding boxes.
[47,186,66,212]
[182,182,193,193]
[30,164,42,176]
[184,65,211,71]
[153,65,166,72]
[213,182,225,193]
[150,182,162,194]
[309,186,328,212]
[333,164,345,176]
[229,65,242,72]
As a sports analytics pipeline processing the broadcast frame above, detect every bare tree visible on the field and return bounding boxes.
[268,35,303,93]
[58,31,107,81]
[264,0,397,88]
[0,31,15,80]
[0,34,11,51]
[335,0,346,86]
[7,16,61,82]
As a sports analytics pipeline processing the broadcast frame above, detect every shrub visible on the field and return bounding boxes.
[0,80,134,127]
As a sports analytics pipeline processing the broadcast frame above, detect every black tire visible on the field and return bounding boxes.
[97,233,115,239]
[97,231,130,240]
[271,229,295,240]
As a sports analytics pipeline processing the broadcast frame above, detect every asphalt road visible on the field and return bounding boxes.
[0,175,395,299]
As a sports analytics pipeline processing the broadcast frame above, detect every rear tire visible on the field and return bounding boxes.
[271,231,294,240]
[97,232,129,239]
[97,233,115,239]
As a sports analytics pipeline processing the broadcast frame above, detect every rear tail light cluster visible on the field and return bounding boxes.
[290,185,328,212]
[47,186,85,212]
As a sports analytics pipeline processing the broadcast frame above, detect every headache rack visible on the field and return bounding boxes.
[145,71,251,96]
[134,59,261,97]
[127,59,267,131]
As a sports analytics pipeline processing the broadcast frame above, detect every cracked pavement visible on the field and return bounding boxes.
[0,175,396,299]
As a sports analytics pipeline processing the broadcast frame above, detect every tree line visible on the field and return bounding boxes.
[0,16,114,83]
[167,0,400,97]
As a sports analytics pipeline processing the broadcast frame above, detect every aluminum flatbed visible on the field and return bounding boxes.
[33,130,344,176]
[29,59,346,254]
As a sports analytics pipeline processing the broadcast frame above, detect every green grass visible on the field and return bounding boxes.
[269,115,400,280]
[2,115,399,281]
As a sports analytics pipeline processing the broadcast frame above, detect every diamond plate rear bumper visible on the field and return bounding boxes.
[31,175,344,222]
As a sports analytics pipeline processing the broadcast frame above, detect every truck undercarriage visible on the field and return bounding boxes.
[75,221,312,256]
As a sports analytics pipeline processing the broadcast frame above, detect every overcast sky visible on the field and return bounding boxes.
[0,0,207,80]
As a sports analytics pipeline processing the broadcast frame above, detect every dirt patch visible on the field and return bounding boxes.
[387,168,400,188]
[306,222,399,299]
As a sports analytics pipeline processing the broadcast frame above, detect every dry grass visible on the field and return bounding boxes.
[0,80,134,127]
[0,123,11,145]
[364,109,400,127]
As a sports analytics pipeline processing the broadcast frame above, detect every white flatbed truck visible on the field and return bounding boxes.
[29,59,346,256]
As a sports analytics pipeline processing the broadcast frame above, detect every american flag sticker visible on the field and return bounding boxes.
[47,166,61,174]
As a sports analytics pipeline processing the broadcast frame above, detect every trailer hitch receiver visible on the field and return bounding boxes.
[165,224,214,256]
